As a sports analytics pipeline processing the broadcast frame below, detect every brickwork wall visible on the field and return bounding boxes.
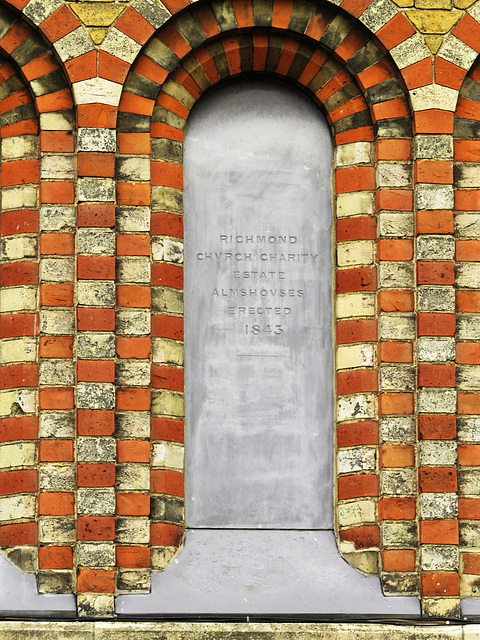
[1,0,480,620]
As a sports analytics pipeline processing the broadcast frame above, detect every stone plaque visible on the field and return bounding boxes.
[184,80,333,529]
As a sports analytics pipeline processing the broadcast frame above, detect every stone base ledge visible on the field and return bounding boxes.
[0,621,479,639]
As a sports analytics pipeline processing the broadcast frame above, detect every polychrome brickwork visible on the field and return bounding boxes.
[1,0,480,620]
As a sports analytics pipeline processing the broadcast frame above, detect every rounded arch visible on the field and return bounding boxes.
[114,0,415,601]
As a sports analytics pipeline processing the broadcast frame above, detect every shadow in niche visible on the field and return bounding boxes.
[0,553,75,617]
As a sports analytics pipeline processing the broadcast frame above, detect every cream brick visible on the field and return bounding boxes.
[418,388,456,413]
[101,28,142,64]
[0,287,37,313]
[337,393,376,421]
[458,417,480,442]
[152,338,184,366]
[0,338,37,364]
[379,315,415,340]
[337,241,374,266]
[438,34,477,70]
[418,287,455,312]
[116,258,151,284]
[2,185,37,210]
[457,264,480,288]
[151,442,184,470]
[419,440,457,466]
[336,343,375,370]
[415,135,453,160]
[337,447,376,473]
[40,310,75,335]
[420,492,457,519]
[151,390,184,417]
[77,128,116,154]
[416,184,454,210]
[0,442,36,469]
[378,262,414,288]
[39,258,75,283]
[360,0,397,31]
[456,214,480,238]
[0,389,36,417]
[73,78,123,107]
[1,135,38,160]
[77,282,115,307]
[418,338,455,362]
[55,26,95,63]
[0,495,35,522]
[410,84,458,112]
[335,142,371,167]
[381,469,416,495]
[458,315,480,341]
[116,207,150,232]
[1,236,37,260]
[378,212,414,237]
[391,33,431,69]
[77,177,115,202]
[458,365,480,391]
[376,163,411,188]
[40,205,76,231]
[380,366,415,392]
[421,545,459,571]
[337,500,376,526]
[417,235,455,260]
[336,192,374,217]
[40,155,75,180]
[39,112,75,132]
[336,292,375,319]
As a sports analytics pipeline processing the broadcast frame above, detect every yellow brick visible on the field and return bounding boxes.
[336,292,376,319]
[69,2,124,26]
[454,0,477,8]
[415,0,451,7]
[392,0,414,7]
[424,35,444,53]
[89,28,108,44]
[406,9,461,33]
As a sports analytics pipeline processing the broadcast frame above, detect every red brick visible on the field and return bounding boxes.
[116,389,150,411]
[116,183,151,206]
[378,291,414,313]
[414,110,454,135]
[151,366,184,392]
[40,233,75,255]
[151,469,184,497]
[39,388,74,410]
[336,217,376,241]
[377,239,413,261]
[418,364,455,388]
[372,99,409,123]
[77,516,115,540]
[77,308,115,332]
[463,553,480,574]
[119,92,155,117]
[77,411,114,436]
[1,209,38,235]
[39,546,73,569]
[415,159,453,184]
[77,256,115,280]
[150,417,184,443]
[116,235,150,256]
[0,363,38,389]
[0,522,37,547]
[0,314,38,338]
[39,337,73,359]
[459,498,480,520]
[41,5,80,42]
[116,493,150,516]
[336,267,376,293]
[378,342,413,363]
[77,569,115,593]
[115,6,155,43]
[336,421,378,447]
[1,159,39,186]
[402,58,434,90]
[452,12,480,52]
[376,189,413,211]
[456,240,480,262]
[77,464,116,487]
[116,285,151,308]
[151,263,183,289]
[458,444,480,466]
[339,525,380,550]
[151,212,183,237]
[116,546,151,568]
[379,445,415,468]
[0,261,37,286]
[376,13,415,49]
[116,337,151,359]
[38,492,74,515]
[418,415,456,440]
[421,573,459,597]
[459,393,480,415]
[64,49,97,84]
[378,393,414,415]
[417,210,454,235]
[336,369,378,395]
[457,342,480,363]
[337,474,379,499]
[376,139,412,161]
[77,152,115,178]
[39,182,74,204]
[150,523,184,547]
[78,203,115,227]
[40,283,74,307]
[417,313,456,337]
[98,50,130,84]
[420,520,458,544]
[117,440,150,463]
[39,131,74,153]
[381,549,416,572]
[117,132,150,155]
[335,166,375,193]
[417,261,454,285]
[39,440,74,462]
[77,360,115,383]
[455,140,480,162]
[0,416,38,442]
[379,497,416,520]
[419,467,457,492]
[77,104,117,129]
[455,190,480,212]
[0,469,37,495]
[151,315,184,340]
[336,319,377,344]
[434,56,466,90]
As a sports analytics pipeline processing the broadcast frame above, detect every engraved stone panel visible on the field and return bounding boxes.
[184,80,333,528]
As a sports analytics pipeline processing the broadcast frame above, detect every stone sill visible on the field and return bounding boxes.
[0,621,477,639]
